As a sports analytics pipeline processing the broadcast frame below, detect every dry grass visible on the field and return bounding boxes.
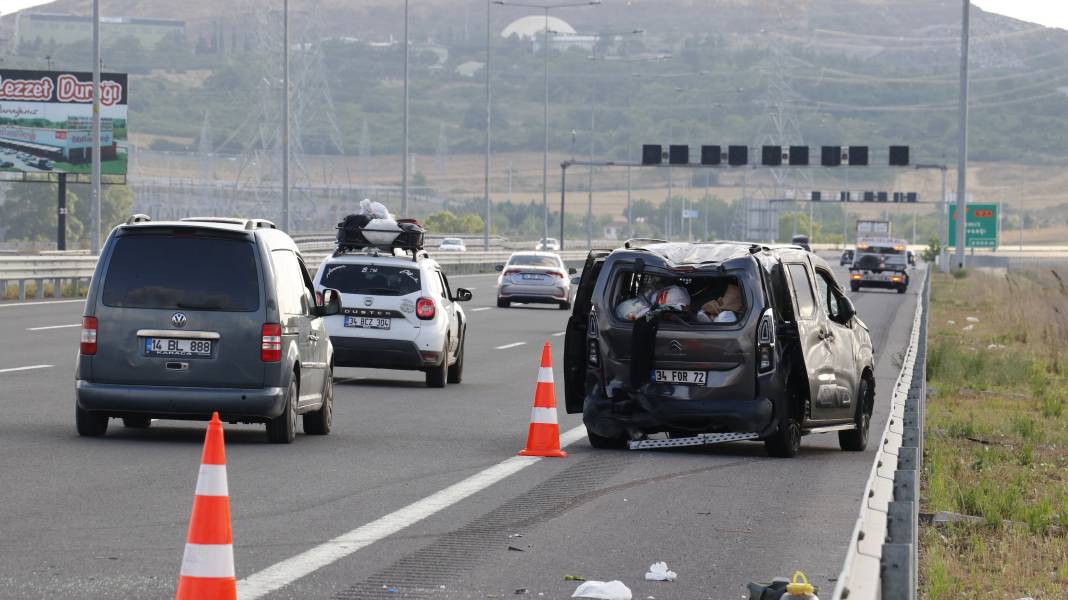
[1,281,87,301]
[921,270,1068,599]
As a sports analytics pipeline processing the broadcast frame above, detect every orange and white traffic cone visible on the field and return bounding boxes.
[176,412,236,600]
[519,341,567,458]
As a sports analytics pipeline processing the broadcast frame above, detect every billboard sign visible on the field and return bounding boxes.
[0,69,127,176]
[948,203,998,248]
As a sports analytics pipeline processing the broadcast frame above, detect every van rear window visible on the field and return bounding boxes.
[102,235,260,311]
[611,270,745,325]
[320,264,421,296]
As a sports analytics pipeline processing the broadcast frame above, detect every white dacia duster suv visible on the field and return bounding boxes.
[313,248,471,388]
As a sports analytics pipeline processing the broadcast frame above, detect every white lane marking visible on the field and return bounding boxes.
[494,342,526,350]
[471,307,493,312]
[236,425,587,599]
[0,364,54,374]
[0,299,84,308]
[551,331,566,337]
[26,323,81,331]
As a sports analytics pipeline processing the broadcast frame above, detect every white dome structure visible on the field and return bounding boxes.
[501,15,576,39]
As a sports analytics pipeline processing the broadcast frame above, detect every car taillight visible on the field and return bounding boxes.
[587,307,600,367]
[261,323,282,362]
[547,271,565,279]
[757,309,775,373]
[850,273,862,280]
[417,297,436,320]
[503,269,521,277]
[80,316,98,355]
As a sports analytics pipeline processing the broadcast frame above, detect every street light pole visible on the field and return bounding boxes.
[483,0,492,250]
[955,0,970,269]
[401,0,410,217]
[282,0,290,231]
[542,6,550,243]
[91,0,101,254]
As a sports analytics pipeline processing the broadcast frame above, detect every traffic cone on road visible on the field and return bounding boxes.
[519,341,567,458]
[176,412,236,600]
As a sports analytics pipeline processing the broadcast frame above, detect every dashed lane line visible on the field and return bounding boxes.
[0,364,54,374]
[494,342,526,350]
[236,425,588,600]
[471,307,493,312]
[551,331,566,337]
[0,299,84,308]
[26,323,81,331]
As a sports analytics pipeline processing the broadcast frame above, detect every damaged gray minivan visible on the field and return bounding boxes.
[563,241,875,457]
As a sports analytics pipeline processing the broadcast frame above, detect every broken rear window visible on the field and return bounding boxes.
[610,270,746,325]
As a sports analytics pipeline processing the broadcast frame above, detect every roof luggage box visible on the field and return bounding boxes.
[336,214,425,254]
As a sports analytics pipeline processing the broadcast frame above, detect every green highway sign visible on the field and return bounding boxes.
[948,203,998,249]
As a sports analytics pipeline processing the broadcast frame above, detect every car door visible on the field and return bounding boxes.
[563,250,609,414]
[438,270,460,355]
[814,267,857,420]
[434,269,459,356]
[271,249,322,406]
[784,260,839,421]
[299,255,330,382]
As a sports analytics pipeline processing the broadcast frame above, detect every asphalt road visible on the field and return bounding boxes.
[0,263,921,599]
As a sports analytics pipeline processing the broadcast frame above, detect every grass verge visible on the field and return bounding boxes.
[922,269,1068,599]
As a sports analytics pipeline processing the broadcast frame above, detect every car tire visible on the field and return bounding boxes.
[850,282,860,293]
[267,380,298,444]
[426,341,448,388]
[559,300,571,310]
[896,284,907,294]
[76,405,108,437]
[497,297,510,308]
[765,414,801,458]
[839,378,872,451]
[447,331,465,384]
[587,429,627,449]
[303,367,333,435]
[122,416,152,429]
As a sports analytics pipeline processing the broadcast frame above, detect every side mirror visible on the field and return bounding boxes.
[568,267,577,275]
[315,288,342,317]
[454,288,473,302]
[495,264,504,272]
[838,294,856,322]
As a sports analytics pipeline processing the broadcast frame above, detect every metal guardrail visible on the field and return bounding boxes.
[0,248,591,301]
[831,266,930,600]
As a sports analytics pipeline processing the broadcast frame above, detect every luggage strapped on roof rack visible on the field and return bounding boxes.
[335,214,426,260]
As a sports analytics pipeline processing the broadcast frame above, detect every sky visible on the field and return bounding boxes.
[0,0,1065,30]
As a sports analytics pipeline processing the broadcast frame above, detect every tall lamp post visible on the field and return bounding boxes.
[402,0,410,217]
[493,0,601,245]
[91,0,101,254]
[483,0,493,250]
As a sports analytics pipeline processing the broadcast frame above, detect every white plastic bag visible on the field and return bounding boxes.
[647,285,690,311]
[616,297,651,321]
[363,218,402,245]
[571,580,632,600]
[644,562,677,582]
[369,201,391,220]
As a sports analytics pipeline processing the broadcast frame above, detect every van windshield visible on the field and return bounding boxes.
[102,235,260,311]
[611,270,746,325]
[320,264,421,296]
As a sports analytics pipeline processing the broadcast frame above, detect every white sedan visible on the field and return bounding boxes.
[438,237,467,252]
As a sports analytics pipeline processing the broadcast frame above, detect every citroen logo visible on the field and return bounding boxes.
[171,312,188,328]
[364,296,374,307]
[669,339,684,354]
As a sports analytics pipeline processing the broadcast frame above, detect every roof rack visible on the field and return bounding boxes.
[126,214,152,224]
[179,217,277,230]
[333,244,430,263]
[623,237,668,249]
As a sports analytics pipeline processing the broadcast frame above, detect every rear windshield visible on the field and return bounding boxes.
[320,264,421,296]
[610,269,746,325]
[509,255,561,268]
[102,235,260,311]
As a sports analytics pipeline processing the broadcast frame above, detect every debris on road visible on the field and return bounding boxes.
[507,545,525,552]
[564,575,587,581]
[571,580,633,600]
[644,562,677,582]
[509,533,523,538]
[514,588,528,594]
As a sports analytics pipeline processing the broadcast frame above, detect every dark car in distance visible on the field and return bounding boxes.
[563,240,875,457]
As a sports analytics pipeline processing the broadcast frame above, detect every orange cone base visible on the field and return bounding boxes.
[176,577,236,600]
[518,424,567,458]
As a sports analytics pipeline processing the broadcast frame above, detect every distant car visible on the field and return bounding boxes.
[36,159,53,171]
[0,161,13,169]
[535,237,561,251]
[438,237,467,252]
[840,249,854,265]
[496,251,576,309]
